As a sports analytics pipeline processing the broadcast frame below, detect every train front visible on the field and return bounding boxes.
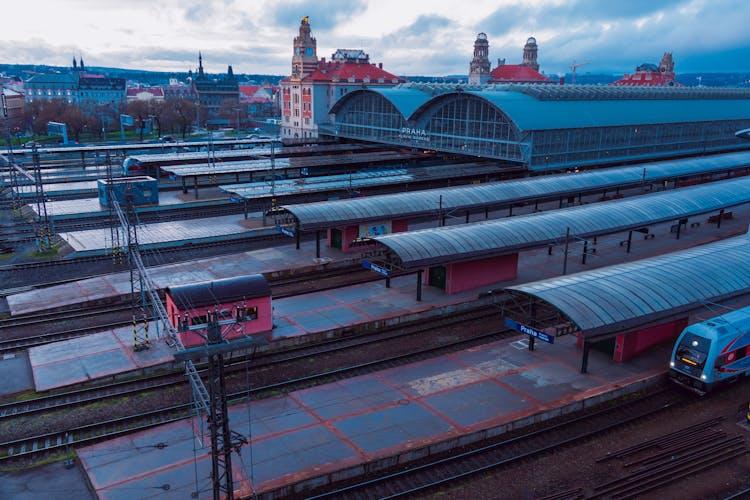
[669,330,713,394]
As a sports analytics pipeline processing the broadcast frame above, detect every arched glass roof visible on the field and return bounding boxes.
[372,175,750,268]
[281,151,750,231]
[505,234,750,337]
[332,83,750,131]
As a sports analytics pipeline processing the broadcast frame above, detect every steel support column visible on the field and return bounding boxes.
[581,339,590,373]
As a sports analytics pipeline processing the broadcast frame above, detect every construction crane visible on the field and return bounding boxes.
[570,60,590,84]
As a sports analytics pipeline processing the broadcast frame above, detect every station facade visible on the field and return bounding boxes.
[323,84,750,171]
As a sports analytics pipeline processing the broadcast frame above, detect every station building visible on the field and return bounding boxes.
[322,84,750,171]
[280,16,404,140]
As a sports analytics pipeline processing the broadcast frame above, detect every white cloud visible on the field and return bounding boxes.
[1,0,749,75]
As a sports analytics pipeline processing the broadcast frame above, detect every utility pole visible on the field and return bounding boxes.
[112,196,266,498]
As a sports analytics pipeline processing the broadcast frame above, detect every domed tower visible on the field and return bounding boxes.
[469,33,491,85]
[292,16,318,76]
[522,36,539,72]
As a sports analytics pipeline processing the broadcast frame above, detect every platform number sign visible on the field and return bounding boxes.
[504,317,554,344]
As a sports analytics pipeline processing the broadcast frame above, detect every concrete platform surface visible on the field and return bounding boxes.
[76,334,670,499]
[58,214,255,254]
[34,189,230,218]
[29,326,176,392]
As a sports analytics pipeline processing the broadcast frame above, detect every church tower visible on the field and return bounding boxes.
[659,52,675,74]
[522,37,539,72]
[292,16,318,76]
[197,51,205,78]
[468,33,491,84]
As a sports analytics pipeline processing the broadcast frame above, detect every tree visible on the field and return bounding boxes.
[61,104,87,142]
[163,98,197,139]
[126,99,151,141]
[218,98,245,130]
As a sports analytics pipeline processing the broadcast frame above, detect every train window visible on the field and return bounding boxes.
[676,333,709,367]
[246,306,258,320]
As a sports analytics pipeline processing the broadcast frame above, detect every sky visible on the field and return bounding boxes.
[3,0,750,77]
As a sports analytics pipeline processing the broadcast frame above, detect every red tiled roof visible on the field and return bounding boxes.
[239,85,261,96]
[303,61,404,84]
[489,64,554,83]
[612,72,682,87]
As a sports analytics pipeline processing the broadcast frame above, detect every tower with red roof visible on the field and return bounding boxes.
[281,17,404,140]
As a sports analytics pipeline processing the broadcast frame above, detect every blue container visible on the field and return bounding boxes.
[98,176,159,207]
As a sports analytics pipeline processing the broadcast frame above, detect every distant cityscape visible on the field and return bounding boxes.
[2,16,750,144]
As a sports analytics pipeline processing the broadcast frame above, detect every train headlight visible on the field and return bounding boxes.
[700,373,707,380]
[669,361,675,368]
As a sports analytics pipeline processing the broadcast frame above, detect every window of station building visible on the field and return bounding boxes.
[304,117,310,125]
[238,306,258,321]
[191,314,208,326]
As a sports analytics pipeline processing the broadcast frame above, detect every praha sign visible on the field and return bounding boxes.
[504,317,554,344]
[398,127,430,142]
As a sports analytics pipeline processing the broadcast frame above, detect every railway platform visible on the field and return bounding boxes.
[33,188,231,220]
[74,333,670,499]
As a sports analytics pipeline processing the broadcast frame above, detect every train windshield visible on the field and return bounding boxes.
[675,332,710,368]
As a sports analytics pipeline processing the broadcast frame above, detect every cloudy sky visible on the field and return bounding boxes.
[3,0,750,77]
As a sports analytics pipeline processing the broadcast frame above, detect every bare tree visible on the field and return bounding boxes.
[163,98,197,139]
[126,100,151,141]
[62,104,87,142]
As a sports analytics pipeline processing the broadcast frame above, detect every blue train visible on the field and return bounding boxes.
[669,306,750,394]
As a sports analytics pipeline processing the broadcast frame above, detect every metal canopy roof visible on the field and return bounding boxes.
[468,89,750,131]
[125,143,374,165]
[372,175,750,269]
[504,234,750,338]
[160,150,420,178]
[9,138,275,156]
[332,84,750,131]
[282,151,750,232]
[222,162,500,200]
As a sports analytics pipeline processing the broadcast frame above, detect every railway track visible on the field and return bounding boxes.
[0,306,505,462]
[302,387,695,499]
[0,265,381,354]
[0,305,498,419]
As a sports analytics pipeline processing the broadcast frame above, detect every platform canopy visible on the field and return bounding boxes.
[369,175,750,270]
[279,151,750,232]
[161,150,421,178]
[504,233,750,339]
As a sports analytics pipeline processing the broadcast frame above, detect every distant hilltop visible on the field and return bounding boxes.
[0,63,286,86]
[2,63,749,88]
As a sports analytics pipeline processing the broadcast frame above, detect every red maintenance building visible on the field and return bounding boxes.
[165,274,273,347]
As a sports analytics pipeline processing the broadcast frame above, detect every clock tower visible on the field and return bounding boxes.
[292,16,318,76]
[469,33,491,84]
